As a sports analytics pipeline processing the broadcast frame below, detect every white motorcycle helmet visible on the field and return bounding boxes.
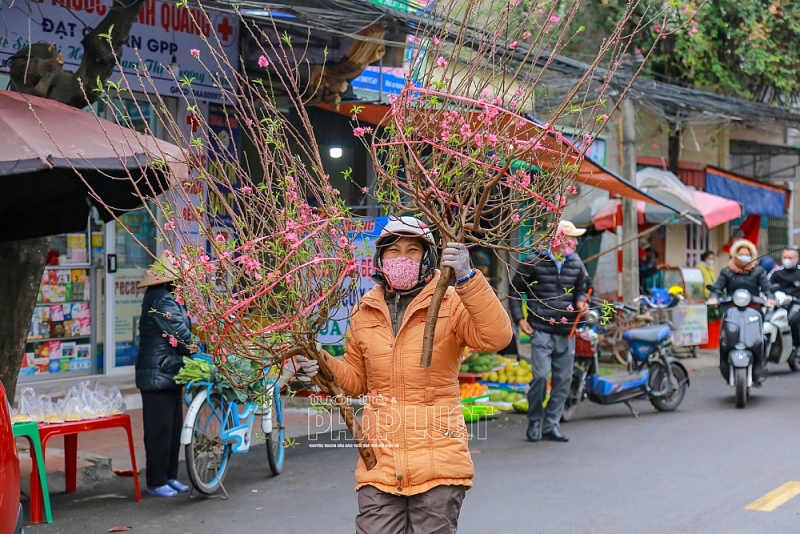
[374,216,438,288]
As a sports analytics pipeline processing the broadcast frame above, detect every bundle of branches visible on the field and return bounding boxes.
[359,0,668,366]
[62,8,376,468]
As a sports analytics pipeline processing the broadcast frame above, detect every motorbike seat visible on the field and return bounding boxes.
[623,324,671,344]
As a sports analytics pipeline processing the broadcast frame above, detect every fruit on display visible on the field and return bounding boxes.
[460,382,489,400]
[480,359,532,384]
[462,404,498,422]
[461,352,500,373]
[511,394,550,413]
[488,390,525,403]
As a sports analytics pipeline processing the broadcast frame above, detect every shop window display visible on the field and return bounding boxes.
[21,234,94,380]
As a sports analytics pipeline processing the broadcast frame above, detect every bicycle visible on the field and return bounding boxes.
[179,353,286,496]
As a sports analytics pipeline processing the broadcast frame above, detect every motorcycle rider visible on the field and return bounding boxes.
[708,239,775,384]
[767,246,800,355]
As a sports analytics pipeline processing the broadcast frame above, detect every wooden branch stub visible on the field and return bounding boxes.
[420,266,454,367]
[304,348,377,470]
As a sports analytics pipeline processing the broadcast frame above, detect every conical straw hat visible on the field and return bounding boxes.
[138,251,183,288]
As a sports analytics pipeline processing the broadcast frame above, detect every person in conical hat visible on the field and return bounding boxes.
[138,251,183,288]
[135,251,193,498]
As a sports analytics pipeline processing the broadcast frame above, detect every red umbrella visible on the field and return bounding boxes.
[0,90,188,241]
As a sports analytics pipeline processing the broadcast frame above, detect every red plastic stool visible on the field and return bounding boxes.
[30,414,141,524]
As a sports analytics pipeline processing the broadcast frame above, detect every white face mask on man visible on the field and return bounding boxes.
[782,259,797,270]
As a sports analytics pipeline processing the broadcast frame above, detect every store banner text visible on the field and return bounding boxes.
[0,0,239,101]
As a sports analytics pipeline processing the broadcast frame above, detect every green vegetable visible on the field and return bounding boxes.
[176,356,269,404]
[174,357,213,385]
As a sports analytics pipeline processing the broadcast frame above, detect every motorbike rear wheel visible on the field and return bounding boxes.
[789,352,800,372]
[649,363,688,412]
[734,368,748,409]
[561,370,584,422]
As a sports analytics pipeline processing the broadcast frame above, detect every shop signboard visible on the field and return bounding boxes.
[207,102,242,228]
[369,0,409,11]
[113,269,147,367]
[563,133,607,166]
[174,98,207,248]
[317,217,389,346]
[665,304,709,346]
[351,66,407,95]
[0,0,239,102]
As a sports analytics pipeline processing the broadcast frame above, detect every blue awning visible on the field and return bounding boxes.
[705,168,786,218]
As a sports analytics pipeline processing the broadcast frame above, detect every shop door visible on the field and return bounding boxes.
[99,95,173,374]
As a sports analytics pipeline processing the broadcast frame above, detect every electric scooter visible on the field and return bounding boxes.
[714,288,765,409]
[562,298,690,421]
[769,291,800,371]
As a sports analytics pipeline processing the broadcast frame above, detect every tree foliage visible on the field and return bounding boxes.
[589,0,800,104]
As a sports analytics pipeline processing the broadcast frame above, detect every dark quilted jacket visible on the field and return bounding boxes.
[136,285,193,392]
[709,266,774,301]
[766,267,800,299]
[509,250,588,335]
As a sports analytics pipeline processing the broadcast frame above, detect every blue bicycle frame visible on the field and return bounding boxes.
[184,353,262,455]
[184,354,284,455]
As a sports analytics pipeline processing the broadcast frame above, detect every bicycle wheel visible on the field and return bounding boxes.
[185,392,232,494]
[265,387,285,476]
[611,329,630,366]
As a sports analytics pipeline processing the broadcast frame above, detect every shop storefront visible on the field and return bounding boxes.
[1,0,240,382]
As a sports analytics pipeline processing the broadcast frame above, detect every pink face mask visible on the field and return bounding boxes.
[382,256,421,291]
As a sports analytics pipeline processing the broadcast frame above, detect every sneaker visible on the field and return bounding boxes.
[147,484,178,498]
[168,479,190,493]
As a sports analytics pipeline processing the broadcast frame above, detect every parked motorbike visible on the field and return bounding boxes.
[562,298,690,421]
[714,288,766,409]
[769,291,800,372]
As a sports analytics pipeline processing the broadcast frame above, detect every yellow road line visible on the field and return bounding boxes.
[745,481,800,512]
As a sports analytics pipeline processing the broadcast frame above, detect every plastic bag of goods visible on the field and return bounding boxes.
[61,386,83,422]
[92,389,112,418]
[18,387,44,423]
[10,405,28,424]
[108,386,126,415]
[78,382,98,419]
[41,395,63,424]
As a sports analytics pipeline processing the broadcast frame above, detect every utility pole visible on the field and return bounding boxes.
[621,98,640,303]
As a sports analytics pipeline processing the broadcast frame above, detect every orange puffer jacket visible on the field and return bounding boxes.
[327,270,513,496]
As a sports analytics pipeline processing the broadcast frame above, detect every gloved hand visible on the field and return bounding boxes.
[295,353,319,382]
[442,242,473,281]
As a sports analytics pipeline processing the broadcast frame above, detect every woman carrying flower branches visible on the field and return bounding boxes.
[298,216,512,533]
